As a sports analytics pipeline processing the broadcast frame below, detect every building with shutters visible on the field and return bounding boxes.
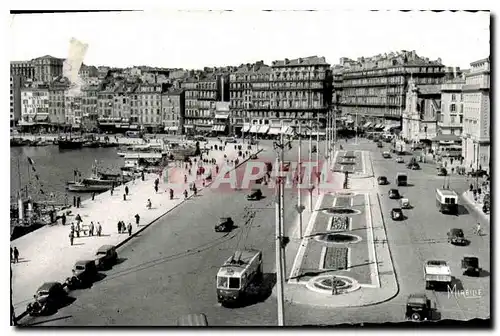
[19,82,50,129]
[461,57,490,174]
[161,89,185,135]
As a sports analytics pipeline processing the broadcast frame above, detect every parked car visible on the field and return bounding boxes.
[388,189,401,199]
[382,151,391,159]
[95,245,118,270]
[396,156,404,163]
[26,282,67,316]
[447,228,466,245]
[391,208,404,221]
[66,260,98,289]
[437,167,447,176]
[215,217,234,232]
[470,169,488,178]
[407,162,420,170]
[377,176,389,185]
[461,256,481,277]
[247,188,263,201]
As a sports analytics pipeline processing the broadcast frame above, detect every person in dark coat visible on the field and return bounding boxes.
[69,231,74,246]
[62,214,66,226]
[89,221,94,236]
[135,213,140,225]
[97,222,102,236]
[127,223,132,236]
[117,221,122,233]
[125,186,129,196]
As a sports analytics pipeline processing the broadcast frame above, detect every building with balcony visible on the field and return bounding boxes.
[48,77,69,127]
[10,76,22,127]
[19,82,50,128]
[181,78,198,134]
[81,85,100,131]
[462,57,490,173]
[64,95,82,128]
[401,78,441,148]
[161,89,185,135]
[335,50,446,128]
[135,83,169,132]
[32,55,64,83]
[10,61,35,80]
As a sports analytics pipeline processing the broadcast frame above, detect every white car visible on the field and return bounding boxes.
[382,151,391,159]
[396,156,404,163]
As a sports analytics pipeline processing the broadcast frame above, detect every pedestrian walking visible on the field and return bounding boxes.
[89,221,94,236]
[13,247,19,263]
[154,185,159,193]
[125,186,129,196]
[147,199,152,209]
[92,192,96,201]
[184,175,188,183]
[73,196,77,207]
[135,213,140,225]
[127,223,132,236]
[123,193,127,201]
[141,171,145,181]
[184,189,188,199]
[76,214,82,225]
[69,231,74,246]
[117,221,121,233]
[76,222,81,237]
[97,222,102,236]
[62,214,66,226]
[77,196,81,208]
[111,188,114,196]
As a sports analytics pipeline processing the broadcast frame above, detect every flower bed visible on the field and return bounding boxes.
[323,247,348,270]
[330,216,349,231]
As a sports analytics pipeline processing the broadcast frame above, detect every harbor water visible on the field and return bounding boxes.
[10,146,126,206]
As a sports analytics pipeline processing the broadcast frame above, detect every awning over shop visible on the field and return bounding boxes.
[258,125,270,134]
[286,126,295,135]
[249,125,259,133]
[242,125,250,133]
[280,126,291,134]
[363,122,372,128]
[431,134,461,142]
[129,125,139,130]
[35,115,49,122]
[374,124,384,129]
[268,127,281,135]
[184,125,195,129]
[164,126,179,131]
[215,114,230,119]
[310,131,326,136]
[212,125,226,132]
[384,123,400,131]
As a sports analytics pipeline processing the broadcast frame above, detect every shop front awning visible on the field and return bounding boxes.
[431,134,461,142]
[374,124,384,129]
[211,125,227,132]
[164,126,179,131]
[258,125,270,134]
[280,126,290,134]
[268,127,281,135]
[286,126,295,135]
[215,114,230,119]
[363,122,372,128]
[184,124,195,129]
[242,125,250,133]
[129,125,139,129]
[249,125,259,133]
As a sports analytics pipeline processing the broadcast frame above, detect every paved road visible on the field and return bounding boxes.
[20,138,489,326]
[20,141,317,326]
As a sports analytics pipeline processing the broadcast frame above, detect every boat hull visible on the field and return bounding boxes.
[67,184,111,192]
[58,140,84,149]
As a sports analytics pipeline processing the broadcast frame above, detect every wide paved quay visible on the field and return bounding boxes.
[11,139,261,319]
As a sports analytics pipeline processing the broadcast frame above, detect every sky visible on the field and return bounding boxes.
[8,10,491,70]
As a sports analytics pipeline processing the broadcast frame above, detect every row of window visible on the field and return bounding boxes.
[345,66,443,78]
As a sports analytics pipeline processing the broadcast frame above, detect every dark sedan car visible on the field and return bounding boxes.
[447,228,466,245]
[247,188,263,201]
[215,217,234,232]
[95,245,118,270]
[377,176,389,185]
[407,162,420,170]
[27,282,67,316]
[388,189,401,199]
[391,208,404,221]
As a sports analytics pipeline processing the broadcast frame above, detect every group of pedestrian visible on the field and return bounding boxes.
[10,247,19,263]
[117,221,133,236]
[73,196,82,208]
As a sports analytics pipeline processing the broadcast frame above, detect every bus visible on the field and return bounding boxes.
[216,249,262,306]
[436,189,458,214]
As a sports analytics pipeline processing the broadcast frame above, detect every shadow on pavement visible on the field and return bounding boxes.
[116,257,128,265]
[230,273,277,308]
[449,276,464,291]
[478,269,490,278]
[22,314,73,326]
[457,205,470,216]
[95,272,108,282]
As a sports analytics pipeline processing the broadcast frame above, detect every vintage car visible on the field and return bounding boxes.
[400,198,411,209]
[247,188,263,201]
[66,260,98,289]
[95,245,118,270]
[405,293,432,321]
[377,176,389,185]
[447,228,466,245]
[215,217,234,232]
[388,189,401,199]
[377,141,383,148]
[396,156,404,163]
[391,208,404,221]
[470,169,488,178]
[407,162,421,170]
[26,282,67,316]
[382,151,391,159]
[461,256,481,277]
[437,167,448,176]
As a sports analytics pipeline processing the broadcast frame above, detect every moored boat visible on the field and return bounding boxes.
[58,137,85,149]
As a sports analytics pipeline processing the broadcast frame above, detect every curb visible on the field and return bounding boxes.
[116,148,264,250]
[15,147,263,323]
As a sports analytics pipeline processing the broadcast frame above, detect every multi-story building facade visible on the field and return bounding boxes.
[181,78,199,134]
[79,64,99,79]
[439,76,466,137]
[10,61,35,79]
[64,94,83,128]
[10,76,22,127]
[32,55,64,83]
[401,78,441,148]
[462,57,490,173]
[48,77,69,127]
[81,85,100,131]
[161,89,185,135]
[19,82,50,126]
[335,50,445,127]
[135,83,168,132]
